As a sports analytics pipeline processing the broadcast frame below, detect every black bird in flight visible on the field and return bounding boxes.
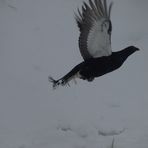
[49,0,139,89]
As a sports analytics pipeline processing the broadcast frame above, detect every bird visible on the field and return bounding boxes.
[49,0,139,89]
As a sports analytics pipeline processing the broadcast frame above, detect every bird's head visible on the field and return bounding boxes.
[116,46,140,65]
[128,46,140,52]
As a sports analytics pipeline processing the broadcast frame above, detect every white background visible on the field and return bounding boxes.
[0,0,148,147]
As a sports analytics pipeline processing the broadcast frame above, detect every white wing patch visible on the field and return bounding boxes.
[87,19,112,58]
[75,0,113,60]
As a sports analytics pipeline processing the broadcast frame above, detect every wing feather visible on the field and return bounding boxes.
[75,0,113,60]
[94,0,103,16]
[108,1,113,18]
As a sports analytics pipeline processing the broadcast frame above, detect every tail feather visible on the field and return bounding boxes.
[48,76,59,89]
[48,63,82,89]
[48,76,70,89]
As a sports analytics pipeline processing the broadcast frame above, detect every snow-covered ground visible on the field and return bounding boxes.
[0,0,148,148]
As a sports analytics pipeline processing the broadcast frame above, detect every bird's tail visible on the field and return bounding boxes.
[48,76,60,89]
[48,64,82,89]
[48,76,72,89]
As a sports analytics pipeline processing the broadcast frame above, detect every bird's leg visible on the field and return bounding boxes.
[87,77,94,82]
[79,76,94,82]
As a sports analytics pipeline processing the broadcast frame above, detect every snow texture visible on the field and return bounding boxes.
[0,0,148,148]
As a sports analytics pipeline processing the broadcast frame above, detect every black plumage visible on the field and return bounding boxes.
[49,0,139,89]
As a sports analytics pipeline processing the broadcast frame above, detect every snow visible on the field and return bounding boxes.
[0,0,148,148]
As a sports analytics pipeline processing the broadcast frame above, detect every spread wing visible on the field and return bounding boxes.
[75,0,113,60]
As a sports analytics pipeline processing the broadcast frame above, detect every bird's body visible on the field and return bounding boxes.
[49,0,139,89]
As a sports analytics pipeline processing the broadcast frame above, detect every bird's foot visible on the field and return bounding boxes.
[87,77,94,82]
[79,75,94,82]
